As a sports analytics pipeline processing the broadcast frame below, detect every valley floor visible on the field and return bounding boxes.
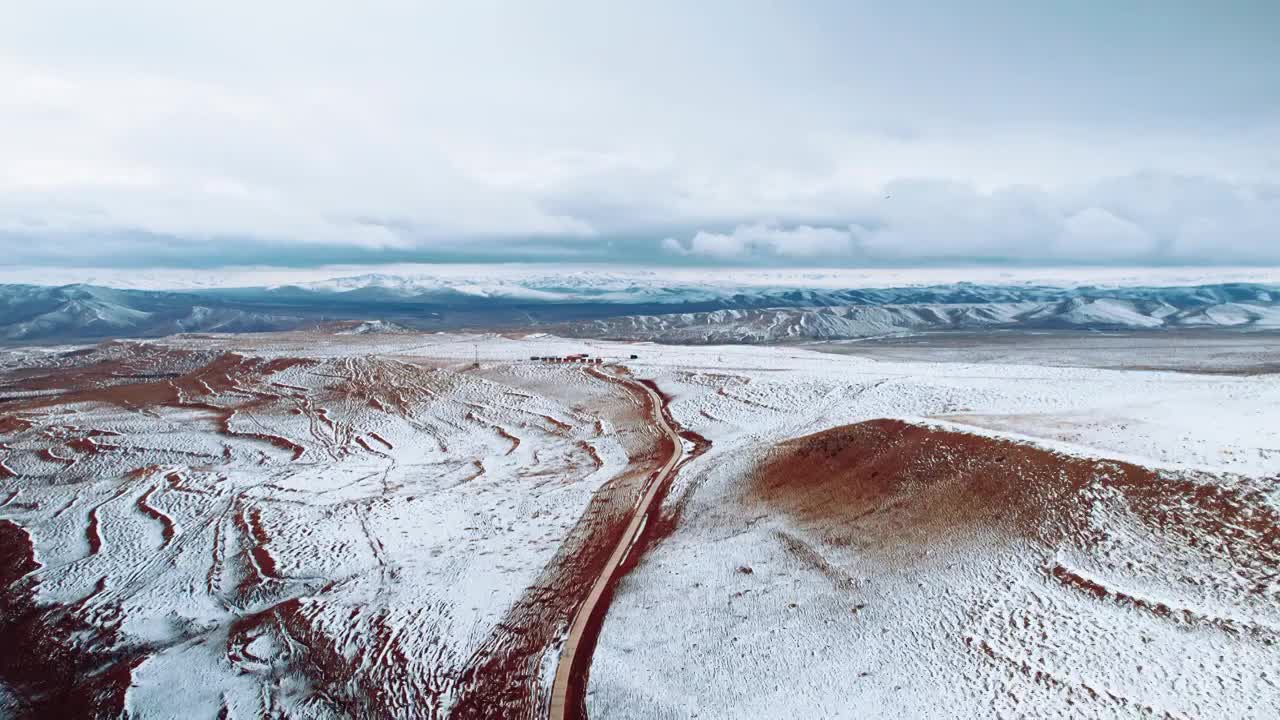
[810,328,1280,375]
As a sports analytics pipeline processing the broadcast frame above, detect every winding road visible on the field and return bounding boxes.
[547,371,686,720]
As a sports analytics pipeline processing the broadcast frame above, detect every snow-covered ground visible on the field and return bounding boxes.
[575,340,1280,719]
[390,334,1280,477]
[0,335,668,717]
[1,331,1277,718]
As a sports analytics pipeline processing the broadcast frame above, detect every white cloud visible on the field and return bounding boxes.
[1057,207,1155,259]
[0,3,1277,266]
[663,223,854,259]
[664,175,1280,263]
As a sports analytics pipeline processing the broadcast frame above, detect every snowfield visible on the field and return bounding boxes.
[0,330,1277,719]
[580,341,1280,720]
[0,335,670,718]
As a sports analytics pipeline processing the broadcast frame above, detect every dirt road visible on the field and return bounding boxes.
[547,371,685,720]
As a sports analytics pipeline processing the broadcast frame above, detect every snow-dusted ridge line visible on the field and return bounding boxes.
[916,416,1272,478]
[5,274,1280,343]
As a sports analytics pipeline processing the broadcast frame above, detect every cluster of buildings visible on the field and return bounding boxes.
[529,352,641,364]
[530,353,605,364]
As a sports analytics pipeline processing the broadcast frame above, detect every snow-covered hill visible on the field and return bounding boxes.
[2,275,1280,343]
[561,296,1280,343]
[0,285,306,342]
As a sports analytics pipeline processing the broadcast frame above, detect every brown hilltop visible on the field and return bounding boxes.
[752,419,1278,583]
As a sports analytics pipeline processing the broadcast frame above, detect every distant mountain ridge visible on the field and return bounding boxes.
[556,295,1280,343]
[2,277,1279,343]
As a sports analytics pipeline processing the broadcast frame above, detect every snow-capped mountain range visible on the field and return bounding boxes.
[2,271,1280,343]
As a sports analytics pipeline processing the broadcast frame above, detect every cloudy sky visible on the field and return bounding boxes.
[1,1,1277,268]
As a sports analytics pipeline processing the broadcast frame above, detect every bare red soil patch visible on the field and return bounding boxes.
[237,504,282,583]
[0,520,142,718]
[752,420,1278,587]
[367,431,394,450]
[67,436,117,455]
[0,415,33,435]
[136,485,177,546]
[8,351,314,464]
